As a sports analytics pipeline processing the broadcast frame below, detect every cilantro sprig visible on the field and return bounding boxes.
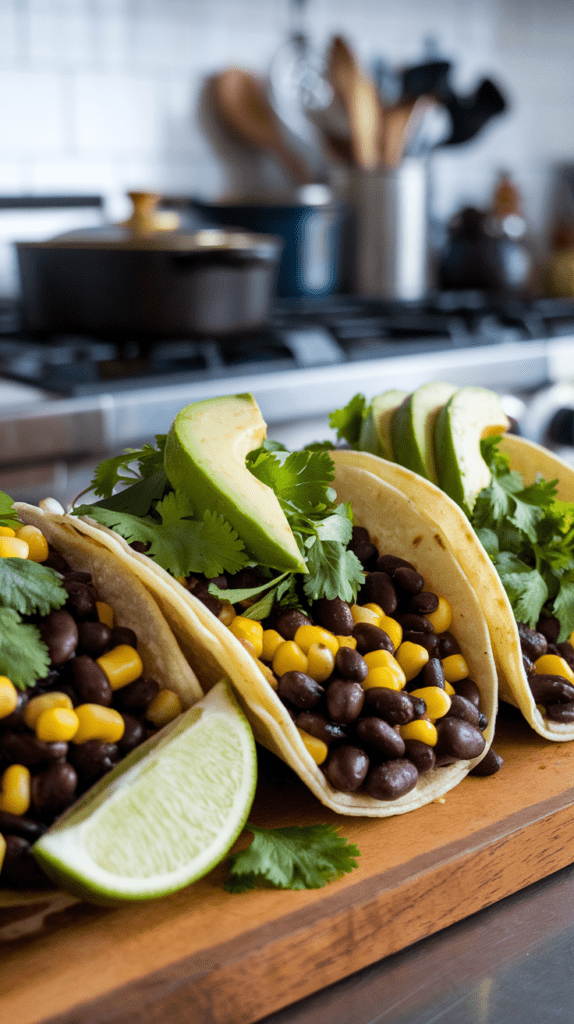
[224,823,360,892]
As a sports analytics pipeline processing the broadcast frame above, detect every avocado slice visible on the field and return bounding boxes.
[361,390,408,459]
[433,387,510,516]
[390,382,459,481]
[164,394,307,573]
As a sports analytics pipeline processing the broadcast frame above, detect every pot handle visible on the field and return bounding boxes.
[119,191,180,233]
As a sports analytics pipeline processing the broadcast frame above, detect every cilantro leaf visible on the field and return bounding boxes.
[89,437,166,498]
[0,559,68,616]
[224,823,360,892]
[91,468,168,517]
[0,608,51,690]
[329,394,367,448]
[552,576,574,641]
[247,448,336,516]
[0,491,19,530]
[303,536,365,603]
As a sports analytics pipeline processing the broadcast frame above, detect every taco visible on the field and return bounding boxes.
[330,384,574,742]
[0,498,203,902]
[63,394,499,818]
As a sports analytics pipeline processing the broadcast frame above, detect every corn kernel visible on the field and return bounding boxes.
[238,637,257,658]
[363,649,406,687]
[445,681,456,696]
[35,706,79,743]
[409,686,452,721]
[272,640,308,677]
[363,602,384,619]
[400,719,438,746]
[0,526,15,537]
[261,628,284,663]
[297,727,328,765]
[96,601,115,628]
[39,497,64,514]
[96,644,144,691]
[426,596,452,633]
[362,666,402,691]
[569,632,574,649]
[442,654,470,683]
[218,603,235,627]
[0,676,18,719]
[255,658,278,690]
[73,704,125,744]
[395,641,429,681]
[534,653,574,684]
[336,635,357,649]
[0,764,31,815]
[0,834,5,873]
[15,525,49,562]
[293,624,339,657]
[229,616,264,658]
[23,691,73,729]
[175,576,187,587]
[306,642,335,683]
[146,689,182,728]
[350,604,380,626]
[0,536,29,559]
[379,613,403,651]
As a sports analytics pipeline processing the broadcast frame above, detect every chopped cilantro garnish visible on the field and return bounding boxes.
[0,559,67,617]
[328,393,367,448]
[224,823,360,892]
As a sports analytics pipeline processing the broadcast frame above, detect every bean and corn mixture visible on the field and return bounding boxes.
[0,525,183,888]
[518,618,574,723]
[177,524,502,803]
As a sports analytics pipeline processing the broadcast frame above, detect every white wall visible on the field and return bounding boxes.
[0,0,572,283]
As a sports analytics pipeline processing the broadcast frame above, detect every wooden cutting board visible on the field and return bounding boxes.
[3,705,574,1024]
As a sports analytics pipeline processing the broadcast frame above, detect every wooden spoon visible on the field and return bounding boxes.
[327,36,384,171]
[382,96,435,167]
[212,67,313,186]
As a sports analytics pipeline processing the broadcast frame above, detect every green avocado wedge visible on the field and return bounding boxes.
[362,389,408,459]
[433,387,510,516]
[164,394,307,574]
[391,382,459,481]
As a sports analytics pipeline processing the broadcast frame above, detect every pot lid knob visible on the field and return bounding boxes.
[121,191,180,233]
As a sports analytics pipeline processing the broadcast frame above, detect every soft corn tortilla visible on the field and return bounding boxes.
[1,502,204,908]
[67,466,498,818]
[331,440,574,742]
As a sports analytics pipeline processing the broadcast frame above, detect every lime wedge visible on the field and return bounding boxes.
[32,681,257,903]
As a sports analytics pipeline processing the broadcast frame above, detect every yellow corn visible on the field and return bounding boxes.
[0,764,31,815]
[0,834,5,873]
[272,640,308,677]
[409,686,452,721]
[293,624,339,656]
[379,613,403,651]
[534,653,574,684]
[297,727,328,765]
[96,601,115,628]
[400,719,438,746]
[445,680,456,696]
[569,632,574,649]
[426,596,452,633]
[306,642,335,683]
[72,704,125,744]
[0,536,29,559]
[35,706,79,743]
[96,645,144,691]
[336,635,357,649]
[363,649,406,688]
[237,637,257,658]
[0,526,15,537]
[218,603,235,627]
[395,641,429,681]
[229,616,264,658]
[261,628,284,663]
[0,676,18,719]
[175,576,187,587]
[23,691,73,730]
[350,604,380,626]
[362,665,402,691]
[145,689,182,728]
[363,602,384,618]
[15,525,49,562]
[255,658,278,690]
[442,654,470,683]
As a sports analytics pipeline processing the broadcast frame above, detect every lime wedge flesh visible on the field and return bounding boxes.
[33,681,257,903]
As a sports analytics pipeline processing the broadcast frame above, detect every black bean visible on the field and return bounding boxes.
[39,609,79,666]
[363,759,419,800]
[469,748,504,776]
[314,597,355,636]
[31,762,78,817]
[446,694,481,728]
[418,658,445,689]
[435,718,486,760]
[403,739,436,774]
[408,695,428,718]
[399,613,433,633]
[352,622,393,655]
[0,811,47,842]
[69,740,120,784]
[529,674,574,705]
[355,718,406,760]
[348,527,378,569]
[522,653,535,676]
[130,541,150,554]
[335,646,368,682]
[393,566,424,595]
[324,745,370,792]
[71,655,113,706]
[454,678,481,708]
[64,580,97,620]
[295,711,346,745]
[277,671,325,709]
[113,677,160,714]
[545,702,574,723]
[118,714,146,754]
[0,732,68,767]
[536,614,560,644]
[437,632,460,658]
[44,546,71,573]
[410,592,439,615]
[362,573,398,615]
[517,622,548,661]
[376,554,415,574]
[363,687,415,726]
[274,609,311,641]
[325,679,365,724]
[77,620,113,656]
[0,690,27,733]
[403,631,440,655]
[0,835,49,888]
[109,626,138,649]
[556,642,574,673]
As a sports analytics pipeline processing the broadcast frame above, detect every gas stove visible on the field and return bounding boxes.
[0,291,573,505]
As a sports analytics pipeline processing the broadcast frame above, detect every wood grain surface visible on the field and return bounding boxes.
[2,706,574,1024]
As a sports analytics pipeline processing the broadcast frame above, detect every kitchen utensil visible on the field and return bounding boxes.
[439,78,507,146]
[382,96,433,168]
[15,192,283,338]
[211,68,313,187]
[327,36,384,171]
[438,205,531,294]
[400,60,452,100]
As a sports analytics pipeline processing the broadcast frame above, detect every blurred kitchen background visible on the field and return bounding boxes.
[2,0,574,505]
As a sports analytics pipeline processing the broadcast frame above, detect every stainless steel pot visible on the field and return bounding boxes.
[15,192,283,338]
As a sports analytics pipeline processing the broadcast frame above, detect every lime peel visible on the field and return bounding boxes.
[32,681,257,903]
